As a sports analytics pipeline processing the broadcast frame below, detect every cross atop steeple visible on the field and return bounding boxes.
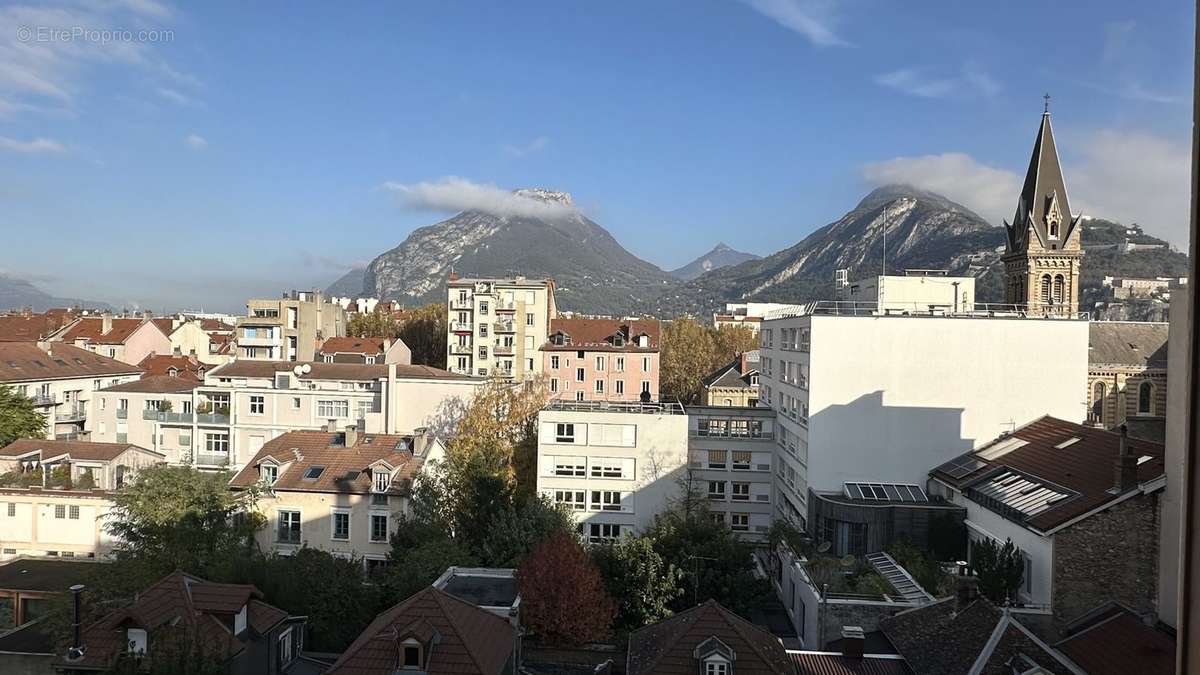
[1043,92,1051,114]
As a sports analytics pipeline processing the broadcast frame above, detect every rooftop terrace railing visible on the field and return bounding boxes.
[543,400,686,416]
[762,300,1090,321]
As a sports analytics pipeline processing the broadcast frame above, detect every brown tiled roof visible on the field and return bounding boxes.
[59,317,156,345]
[544,318,660,352]
[327,586,515,675]
[0,311,78,341]
[208,332,232,355]
[627,600,792,675]
[138,354,208,380]
[0,438,162,462]
[0,342,142,383]
[1054,605,1174,675]
[788,652,912,674]
[319,336,387,356]
[228,431,423,495]
[208,360,469,382]
[150,318,175,336]
[54,571,287,671]
[197,318,232,332]
[101,375,202,394]
[1089,322,1168,368]
[930,416,1165,532]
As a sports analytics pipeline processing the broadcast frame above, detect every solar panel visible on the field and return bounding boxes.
[843,482,928,503]
[935,455,987,479]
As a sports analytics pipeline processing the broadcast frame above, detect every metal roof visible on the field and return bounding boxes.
[844,482,928,503]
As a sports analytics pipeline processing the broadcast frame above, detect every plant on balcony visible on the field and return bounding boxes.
[46,465,72,489]
[75,471,95,491]
[196,401,212,414]
[159,400,174,413]
[213,404,230,416]
[0,385,47,446]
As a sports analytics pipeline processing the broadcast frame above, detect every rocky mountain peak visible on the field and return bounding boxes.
[512,188,574,205]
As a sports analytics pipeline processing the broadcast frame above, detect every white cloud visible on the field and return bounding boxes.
[504,135,549,158]
[740,0,849,47]
[0,136,66,153]
[381,177,579,220]
[157,87,190,105]
[876,62,1001,99]
[184,133,207,149]
[862,152,1020,223]
[861,129,1191,247]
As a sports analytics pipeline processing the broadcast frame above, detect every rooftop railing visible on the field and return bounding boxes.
[543,400,686,415]
[763,300,1090,321]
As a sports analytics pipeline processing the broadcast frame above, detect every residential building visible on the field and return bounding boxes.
[52,571,306,674]
[928,417,1165,627]
[1052,602,1176,675]
[1086,321,1168,437]
[87,376,205,465]
[1002,106,1084,317]
[541,317,660,402]
[0,342,142,440]
[327,586,517,675]
[788,641,910,675]
[89,360,480,471]
[701,350,759,407]
[229,428,442,569]
[0,309,81,342]
[837,269,975,314]
[713,302,792,334]
[759,308,1087,531]
[0,438,165,561]
[431,566,520,627]
[138,351,212,381]
[151,316,235,366]
[1103,275,1186,299]
[237,290,347,361]
[687,405,776,540]
[880,596,1084,675]
[805,481,966,558]
[537,400,687,543]
[446,275,556,379]
[51,314,171,366]
[317,336,411,365]
[626,599,795,675]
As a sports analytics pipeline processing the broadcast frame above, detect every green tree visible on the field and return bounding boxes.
[108,624,230,675]
[397,303,448,368]
[591,535,683,632]
[384,536,479,601]
[0,384,46,446]
[971,537,1024,604]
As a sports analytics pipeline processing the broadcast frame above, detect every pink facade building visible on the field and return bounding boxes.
[541,318,660,402]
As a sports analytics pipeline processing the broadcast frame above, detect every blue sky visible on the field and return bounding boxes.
[0,0,1194,311]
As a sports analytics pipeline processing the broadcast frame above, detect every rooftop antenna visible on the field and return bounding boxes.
[882,200,888,276]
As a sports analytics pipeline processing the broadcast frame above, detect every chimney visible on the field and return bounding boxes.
[101,312,113,335]
[66,584,86,661]
[955,582,979,612]
[1114,424,1139,492]
[383,338,392,352]
[448,272,460,282]
[739,351,750,374]
[840,626,865,659]
[345,425,358,448]
[326,419,337,434]
[172,345,182,357]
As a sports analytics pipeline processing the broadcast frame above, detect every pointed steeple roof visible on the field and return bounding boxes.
[1005,108,1080,252]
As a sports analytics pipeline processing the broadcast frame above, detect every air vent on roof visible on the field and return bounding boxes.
[1054,437,1081,449]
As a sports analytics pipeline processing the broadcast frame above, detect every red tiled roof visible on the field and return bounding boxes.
[0,342,142,383]
[1054,605,1175,675]
[0,438,162,462]
[930,416,1166,531]
[0,311,79,341]
[59,317,156,345]
[544,317,660,352]
[327,586,515,675]
[150,318,175,336]
[208,360,469,382]
[198,318,232,332]
[319,336,388,356]
[788,652,912,674]
[102,375,202,394]
[228,431,423,495]
[138,354,208,380]
[627,600,793,675]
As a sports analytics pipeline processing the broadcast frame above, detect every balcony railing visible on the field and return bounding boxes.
[448,367,472,375]
[449,298,473,310]
[194,451,230,467]
[29,395,55,407]
[56,405,87,422]
[237,335,282,347]
[449,343,472,355]
[494,368,514,379]
[148,411,195,424]
[116,409,128,419]
[494,321,516,333]
[493,344,515,356]
[495,300,516,312]
[450,322,473,333]
[196,412,230,425]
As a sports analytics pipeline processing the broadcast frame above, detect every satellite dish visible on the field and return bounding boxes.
[292,365,303,376]
[816,541,832,554]
[302,364,312,374]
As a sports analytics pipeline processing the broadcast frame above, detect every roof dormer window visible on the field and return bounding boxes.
[704,657,730,675]
[694,636,735,675]
[400,638,422,669]
[374,469,391,493]
[552,332,568,346]
[126,627,147,655]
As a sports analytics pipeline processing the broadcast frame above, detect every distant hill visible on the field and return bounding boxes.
[669,243,760,281]
[0,274,111,312]
[324,267,367,297]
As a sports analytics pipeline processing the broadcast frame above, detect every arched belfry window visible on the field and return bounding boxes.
[1092,382,1106,425]
[1040,275,1052,305]
[1053,275,1065,304]
[1138,381,1154,415]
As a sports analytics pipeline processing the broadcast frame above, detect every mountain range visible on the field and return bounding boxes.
[0,274,112,312]
[330,184,1188,317]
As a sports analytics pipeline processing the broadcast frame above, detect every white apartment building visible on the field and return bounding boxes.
[687,406,776,540]
[0,342,142,441]
[87,376,204,466]
[89,361,482,471]
[712,302,793,334]
[447,276,556,380]
[837,270,975,314]
[758,304,1088,530]
[237,290,347,362]
[537,401,687,543]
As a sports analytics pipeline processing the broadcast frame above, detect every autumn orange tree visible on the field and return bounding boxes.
[517,532,616,645]
[346,302,447,368]
[660,319,758,404]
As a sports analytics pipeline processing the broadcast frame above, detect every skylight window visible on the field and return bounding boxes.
[977,436,1029,460]
[1054,437,1081,449]
[303,466,325,480]
[1137,455,1154,465]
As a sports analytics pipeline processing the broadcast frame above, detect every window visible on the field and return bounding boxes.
[69,505,80,519]
[401,640,422,667]
[332,512,350,540]
[54,505,66,519]
[615,380,625,394]
[576,368,585,382]
[732,451,752,470]
[590,461,624,478]
[1053,274,1065,304]
[1041,274,1052,305]
[595,356,605,370]
[554,490,586,511]
[479,324,488,338]
[555,423,576,443]
[478,346,488,359]
[642,357,650,372]
[261,464,278,486]
[277,511,301,544]
[550,355,560,369]
[5,503,13,517]
[278,628,295,665]
[203,432,230,455]
[549,378,558,393]
[615,356,625,372]
[370,514,388,542]
[1091,381,1106,424]
[526,312,535,326]
[731,482,750,501]
[317,400,349,418]
[374,469,390,492]
[590,490,622,511]
[249,395,265,415]
[480,300,489,315]
[1138,381,1154,415]
[594,380,605,393]
[707,450,726,469]
[554,457,585,476]
[641,381,650,394]
[303,466,325,480]
[707,481,726,500]
[730,514,749,531]
[588,523,622,543]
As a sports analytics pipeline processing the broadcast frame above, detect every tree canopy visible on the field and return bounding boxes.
[971,537,1024,604]
[0,384,46,447]
[591,535,683,632]
[660,319,757,404]
[518,532,616,645]
[346,303,448,368]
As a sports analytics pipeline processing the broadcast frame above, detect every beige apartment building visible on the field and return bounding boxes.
[90,360,481,471]
[687,405,776,540]
[701,351,760,407]
[542,318,660,402]
[152,317,235,366]
[447,276,556,380]
[0,342,142,441]
[237,290,347,362]
[229,428,443,571]
[0,439,164,562]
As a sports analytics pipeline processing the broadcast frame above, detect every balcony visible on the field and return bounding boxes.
[450,322,473,333]
[450,298,473,310]
[237,334,282,347]
[56,405,87,422]
[116,409,128,419]
[493,368,514,379]
[196,412,230,425]
[449,343,472,355]
[494,320,516,333]
[29,394,55,407]
[495,300,516,312]
[194,451,230,467]
[148,411,196,424]
[448,366,472,375]
[493,344,515,356]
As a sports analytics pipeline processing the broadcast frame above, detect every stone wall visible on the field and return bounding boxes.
[1051,492,1160,625]
[820,598,915,647]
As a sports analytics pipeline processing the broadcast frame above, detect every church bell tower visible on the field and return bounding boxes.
[1002,97,1084,316]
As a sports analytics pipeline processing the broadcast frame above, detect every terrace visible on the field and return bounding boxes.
[542,399,685,416]
[763,300,1090,321]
